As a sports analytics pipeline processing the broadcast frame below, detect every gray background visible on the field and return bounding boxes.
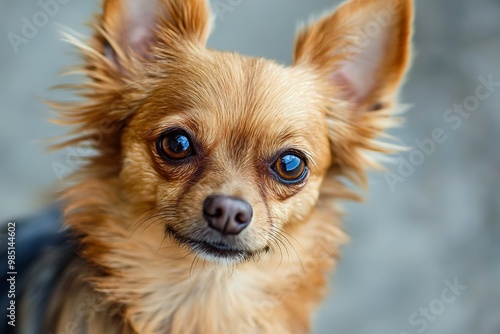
[1,0,499,333]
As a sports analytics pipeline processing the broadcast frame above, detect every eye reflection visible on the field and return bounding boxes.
[169,134,190,153]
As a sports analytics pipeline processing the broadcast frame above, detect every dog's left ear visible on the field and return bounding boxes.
[293,0,413,182]
[293,0,413,113]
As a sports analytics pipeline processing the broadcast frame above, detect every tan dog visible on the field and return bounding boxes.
[35,0,413,332]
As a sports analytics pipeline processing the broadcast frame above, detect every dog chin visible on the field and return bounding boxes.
[165,226,269,264]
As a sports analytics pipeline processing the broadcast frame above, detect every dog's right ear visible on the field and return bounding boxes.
[51,0,212,157]
[98,0,212,73]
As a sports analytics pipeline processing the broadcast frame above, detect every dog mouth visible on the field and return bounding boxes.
[194,240,247,259]
[165,226,267,261]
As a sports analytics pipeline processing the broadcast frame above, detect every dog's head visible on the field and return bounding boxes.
[59,0,412,263]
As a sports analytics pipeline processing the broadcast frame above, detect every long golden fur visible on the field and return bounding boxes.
[35,0,414,332]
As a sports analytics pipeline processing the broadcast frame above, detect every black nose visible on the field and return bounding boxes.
[203,195,253,235]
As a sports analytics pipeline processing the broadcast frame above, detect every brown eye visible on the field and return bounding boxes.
[273,152,307,184]
[157,130,193,161]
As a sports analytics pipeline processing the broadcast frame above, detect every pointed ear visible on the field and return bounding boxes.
[50,0,212,161]
[293,0,413,112]
[100,0,213,70]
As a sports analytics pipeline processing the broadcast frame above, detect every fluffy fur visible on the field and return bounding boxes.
[32,0,414,333]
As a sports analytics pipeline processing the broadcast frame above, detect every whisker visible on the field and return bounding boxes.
[266,216,305,275]
[155,232,167,257]
[189,254,201,282]
[130,206,158,231]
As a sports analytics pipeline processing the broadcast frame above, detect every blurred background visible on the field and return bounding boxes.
[1,0,499,333]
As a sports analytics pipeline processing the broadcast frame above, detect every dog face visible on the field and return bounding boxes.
[60,0,412,264]
[120,52,332,262]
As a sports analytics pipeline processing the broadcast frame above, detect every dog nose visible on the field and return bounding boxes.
[203,195,253,235]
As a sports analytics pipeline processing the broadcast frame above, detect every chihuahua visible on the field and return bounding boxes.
[15,0,413,333]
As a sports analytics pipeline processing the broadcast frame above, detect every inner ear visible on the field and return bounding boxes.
[102,0,161,63]
[118,0,160,58]
[99,0,212,71]
[331,35,387,106]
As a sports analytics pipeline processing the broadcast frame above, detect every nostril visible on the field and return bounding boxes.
[214,208,223,218]
[235,212,248,225]
[203,196,224,218]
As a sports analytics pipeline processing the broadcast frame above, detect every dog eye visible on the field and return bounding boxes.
[273,152,307,184]
[157,130,193,161]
